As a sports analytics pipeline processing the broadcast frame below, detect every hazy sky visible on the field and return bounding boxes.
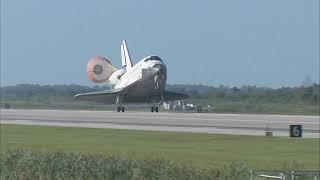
[1,0,319,87]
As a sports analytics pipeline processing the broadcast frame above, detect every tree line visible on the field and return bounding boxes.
[0,83,319,105]
[166,84,319,105]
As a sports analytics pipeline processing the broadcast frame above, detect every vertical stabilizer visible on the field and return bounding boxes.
[120,40,133,70]
[121,44,126,67]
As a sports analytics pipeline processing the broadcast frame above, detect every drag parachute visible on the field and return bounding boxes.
[87,56,117,83]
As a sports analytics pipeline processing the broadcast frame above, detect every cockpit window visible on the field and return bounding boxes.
[144,56,162,62]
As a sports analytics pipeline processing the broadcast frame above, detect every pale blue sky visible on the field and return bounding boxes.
[1,0,319,87]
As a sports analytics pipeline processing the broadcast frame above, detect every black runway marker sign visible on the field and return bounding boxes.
[290,125,302,137]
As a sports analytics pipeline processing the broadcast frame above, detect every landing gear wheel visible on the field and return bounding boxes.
[151,106,154,112]
[155,106,159,112]
[117,106,121,112]
[121,106,125,112]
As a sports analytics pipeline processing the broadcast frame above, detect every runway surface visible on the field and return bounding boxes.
[1,109,319,138]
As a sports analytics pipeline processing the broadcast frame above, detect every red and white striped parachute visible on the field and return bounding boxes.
[86,56,117,83]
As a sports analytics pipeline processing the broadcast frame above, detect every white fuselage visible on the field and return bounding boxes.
[110,56,167,90]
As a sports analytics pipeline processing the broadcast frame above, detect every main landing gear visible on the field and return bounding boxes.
[151,106,159,112]
[117,106,125,112]
[116,95,125,112]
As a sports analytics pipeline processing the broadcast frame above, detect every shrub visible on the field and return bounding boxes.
[0,150,251,180]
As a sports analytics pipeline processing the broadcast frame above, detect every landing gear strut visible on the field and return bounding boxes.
[116,95,125,112]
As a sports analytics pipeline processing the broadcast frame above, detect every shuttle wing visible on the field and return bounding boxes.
[74,88,124,103]
[163,91,189,101]
[74,89,188,104]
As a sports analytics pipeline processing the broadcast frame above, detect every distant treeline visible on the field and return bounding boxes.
[166,84,320,105]
[0,84,319,114]
[0,84,111,103]
[0,83,319,105]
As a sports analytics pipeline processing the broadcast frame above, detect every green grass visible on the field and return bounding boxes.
[2,100,319,115]
[189,100,319,115]
[1,151,250,179]
[0,124,319,170]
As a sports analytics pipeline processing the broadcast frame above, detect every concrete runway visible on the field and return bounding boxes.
[1,109,319,138]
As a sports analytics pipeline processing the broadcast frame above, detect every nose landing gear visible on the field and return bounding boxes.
[151,99,160,113]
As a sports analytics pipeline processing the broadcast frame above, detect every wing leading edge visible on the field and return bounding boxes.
[74,89,189,104]
[74,88,124,103]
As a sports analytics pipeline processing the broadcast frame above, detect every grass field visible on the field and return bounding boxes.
[2,100,319,115]
[0,124,319,170]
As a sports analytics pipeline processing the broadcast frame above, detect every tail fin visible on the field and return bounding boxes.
[120,40,133,70]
